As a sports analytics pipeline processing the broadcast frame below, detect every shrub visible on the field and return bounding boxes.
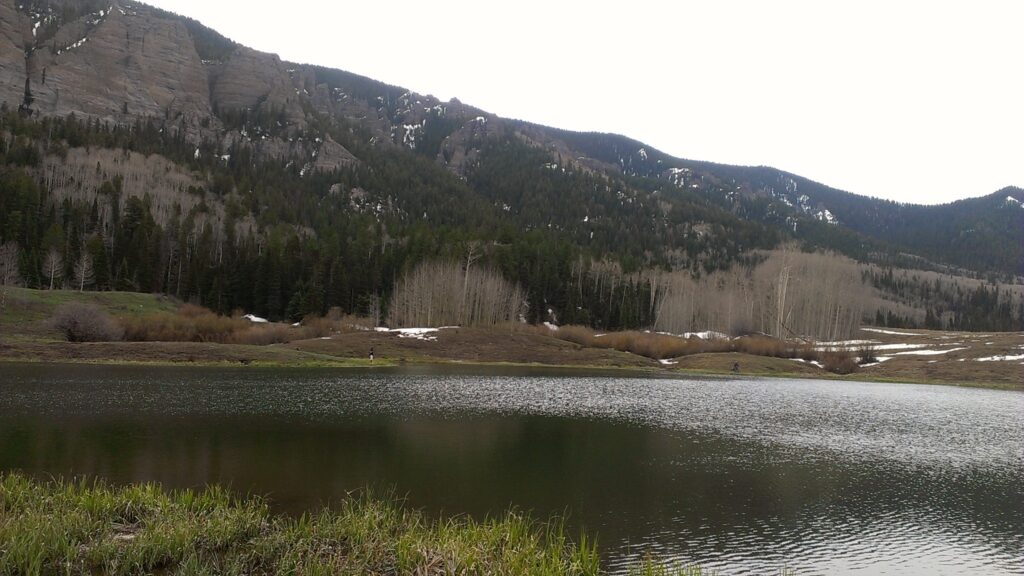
[229,324,293,346]
[52,302,123,342]
[734,335,790,358]
[822,350,859,374]
[796,342,820,362]
[857,344,878,365]
[298,315,334,339]
[553,325,596,346]
[121,305,251,343]
[590,330,726,360]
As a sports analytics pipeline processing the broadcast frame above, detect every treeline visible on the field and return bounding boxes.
[2,108,1020,334]
[866,268,1024,331]
[0,107,779,327]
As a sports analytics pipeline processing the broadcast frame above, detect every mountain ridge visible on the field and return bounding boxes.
[1,0,1021,332]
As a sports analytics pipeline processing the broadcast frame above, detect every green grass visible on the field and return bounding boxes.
[2,473,712,576]
[0,287,177,340]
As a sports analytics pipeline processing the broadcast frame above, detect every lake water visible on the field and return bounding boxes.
[1,363,1021,575]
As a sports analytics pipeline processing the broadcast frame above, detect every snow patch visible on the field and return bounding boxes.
[975,354,1024,362]
[816,339,880,347]
[243,314,268,324]
[861,328,920,336]
[374,327,458,342]
[543,322,559,331]
[682,331,728,340]
[890,347,968,356]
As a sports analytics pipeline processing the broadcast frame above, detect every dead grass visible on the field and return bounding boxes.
[119,306,375,346]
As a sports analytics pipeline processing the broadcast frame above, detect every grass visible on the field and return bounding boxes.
[0,473,726,576]
[0,287,177,341]
[2,287,1020,389]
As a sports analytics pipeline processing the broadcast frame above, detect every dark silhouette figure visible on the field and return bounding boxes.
[369,347,374,363]
[731,362,740,373]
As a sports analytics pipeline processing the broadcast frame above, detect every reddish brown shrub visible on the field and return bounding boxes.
[822,350,859,374]
[553,325,596,346]
[734,335,790,358]
[229,324,293,345]
[52,302,123,342]
[121,305,249,343]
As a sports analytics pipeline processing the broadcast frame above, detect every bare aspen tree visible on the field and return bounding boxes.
[647,249,869,341]
[73,251,95,292]
[775,260,791,338]
[0,242,22,314]
[0,242,21,287]
[43,248,64,290]
[388,260,527,328]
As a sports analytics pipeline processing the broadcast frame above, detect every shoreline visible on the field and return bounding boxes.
[1,349,1019,391]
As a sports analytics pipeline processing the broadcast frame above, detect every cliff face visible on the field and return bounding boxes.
[209,47,305,127]
[0,0,27,109]
[24,4,213,126]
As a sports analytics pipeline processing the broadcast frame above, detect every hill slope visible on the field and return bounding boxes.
[0,0,1020,332]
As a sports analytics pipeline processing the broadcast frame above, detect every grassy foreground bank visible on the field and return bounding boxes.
[0,473,723,576]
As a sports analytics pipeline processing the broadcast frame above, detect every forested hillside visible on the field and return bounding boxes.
[0,0,1020,335]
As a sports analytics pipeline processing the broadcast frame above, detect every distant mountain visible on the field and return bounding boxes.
[1,0,1020,327]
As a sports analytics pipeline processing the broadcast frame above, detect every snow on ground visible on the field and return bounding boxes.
[373,327,458,342]
[790,358,824,368]
[242,314,268,323]
[653,330,728,340]
[659,359,678,365]
[872,343,930,351]
[816,339,880,347]
[860,328,920,336]
[975,354,1024,362]
[543,322,559,331]
[890,347,968,356]
[860,357,893,367]
[683,330,729,340]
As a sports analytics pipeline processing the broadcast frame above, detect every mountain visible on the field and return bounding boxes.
[1,0,1020,329]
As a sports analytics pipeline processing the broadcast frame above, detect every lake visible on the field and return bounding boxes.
[0,363,1021,575]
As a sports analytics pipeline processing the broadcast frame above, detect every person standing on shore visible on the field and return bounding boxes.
[369,346,374,363]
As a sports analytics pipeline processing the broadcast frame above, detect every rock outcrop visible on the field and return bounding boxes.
[20,2,213,128]
[209,47,305,127]
[314,136,358,172]
[0,0,27,109]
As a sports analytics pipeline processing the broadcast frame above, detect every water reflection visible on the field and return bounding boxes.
[1,363,1021,575]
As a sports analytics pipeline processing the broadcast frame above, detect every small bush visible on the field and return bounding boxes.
[857,345,878,365]
[734,335,790,358]
[229,324,293,346]
[298,315,334,339]
[822,350,859,374]
[796,342,820,362]
[52,302,123,342]
[554,325,597,346]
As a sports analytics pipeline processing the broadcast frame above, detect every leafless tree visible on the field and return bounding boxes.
[73,250,95,292]
[43,248,64,290]
[0,241,22,314]
[388,259,527,328]
[0,241,20,287]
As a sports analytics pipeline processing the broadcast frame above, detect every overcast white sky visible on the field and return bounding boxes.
[147,0,1022,204]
